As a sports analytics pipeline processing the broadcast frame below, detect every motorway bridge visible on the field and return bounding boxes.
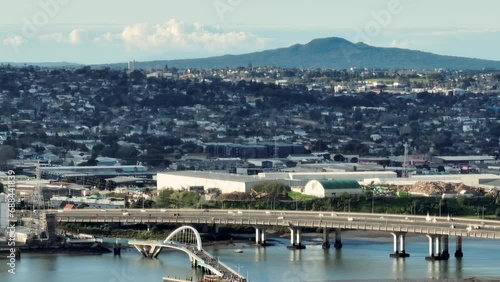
[50,208,500,260]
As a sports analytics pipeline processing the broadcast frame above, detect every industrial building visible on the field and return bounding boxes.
[50,196,125,209]
[39,165,153,179]
[157,171,397,195]
[257,171,398,184]
[0,193,8,236]
[157,171,283,194]
[203,142,305,159]
[303,180,362,198]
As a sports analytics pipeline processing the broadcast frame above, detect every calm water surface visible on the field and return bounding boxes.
[2,234,500,282]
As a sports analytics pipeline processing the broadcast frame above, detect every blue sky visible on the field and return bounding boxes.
[1,0,500,64]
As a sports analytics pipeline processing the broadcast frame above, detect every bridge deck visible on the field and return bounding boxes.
[53,209,500,240]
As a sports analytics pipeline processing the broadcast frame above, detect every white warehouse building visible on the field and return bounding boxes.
[157,171,278,194]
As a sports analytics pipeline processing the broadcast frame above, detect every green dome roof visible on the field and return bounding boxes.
[316,179,360,190]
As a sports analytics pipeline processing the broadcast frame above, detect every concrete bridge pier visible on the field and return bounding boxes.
[287,227,305,249]
[334,229,342,249]
[13,248,20,260]
[441,235,450,259]
[113,243,121,256]
[189,255,198,268]
[132,244,162,258]
[150,245,163,258]
[133,244,149,257]
[254,226,267,246]
[455,236,463,258]
[322,228,330,249]
[260,228,266,245]
[425,235,448,261]
[390,232,410,258]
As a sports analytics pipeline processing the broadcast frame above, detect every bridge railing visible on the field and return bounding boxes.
[52,210,500,240]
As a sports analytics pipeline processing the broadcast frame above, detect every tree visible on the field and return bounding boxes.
[0,145,16,170]
[333,154,345,162]
[252,182,291,196]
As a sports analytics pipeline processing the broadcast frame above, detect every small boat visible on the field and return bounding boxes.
[234,249,243,253]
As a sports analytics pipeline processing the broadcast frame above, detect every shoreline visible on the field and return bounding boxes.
[0,244,112,256]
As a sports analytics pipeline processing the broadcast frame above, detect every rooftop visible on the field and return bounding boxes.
[316,179,361,190]
[158,171,266,183]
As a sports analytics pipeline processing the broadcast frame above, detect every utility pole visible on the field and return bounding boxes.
[32,161,44,238]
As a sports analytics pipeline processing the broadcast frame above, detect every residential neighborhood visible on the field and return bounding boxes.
[0,64,499,174]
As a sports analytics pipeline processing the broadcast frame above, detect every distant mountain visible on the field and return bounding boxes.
[129,37,500,70]
[0,61,83,67]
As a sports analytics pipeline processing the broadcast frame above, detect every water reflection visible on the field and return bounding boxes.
[255,246,266,262]
[455,258,463,280]
[5,237,500,282]
[392,258,406,280]
[289,249,302,261]
[427,260,450,280]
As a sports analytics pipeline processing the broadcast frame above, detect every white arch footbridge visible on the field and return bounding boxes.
[102,226,244,281]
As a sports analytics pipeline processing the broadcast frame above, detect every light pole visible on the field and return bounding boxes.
[234,264,243,276]
[371,189,375,213]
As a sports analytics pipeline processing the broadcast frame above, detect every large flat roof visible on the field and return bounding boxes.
[435,156,495,162]
[40,165,148,171]
[158,171,266,183]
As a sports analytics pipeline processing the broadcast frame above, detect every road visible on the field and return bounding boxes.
[47,208,500,239]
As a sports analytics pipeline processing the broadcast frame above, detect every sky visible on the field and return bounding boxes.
[1,0,500,64]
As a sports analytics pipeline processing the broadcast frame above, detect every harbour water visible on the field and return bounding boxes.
[2,233,500,282]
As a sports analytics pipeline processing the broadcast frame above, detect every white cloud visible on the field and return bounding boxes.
[93,32,117,44]
[39,32,67,43]
[3,35,24,47]
[68,29,88,44]
[95,19,267,54]
[39,29,88,44]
